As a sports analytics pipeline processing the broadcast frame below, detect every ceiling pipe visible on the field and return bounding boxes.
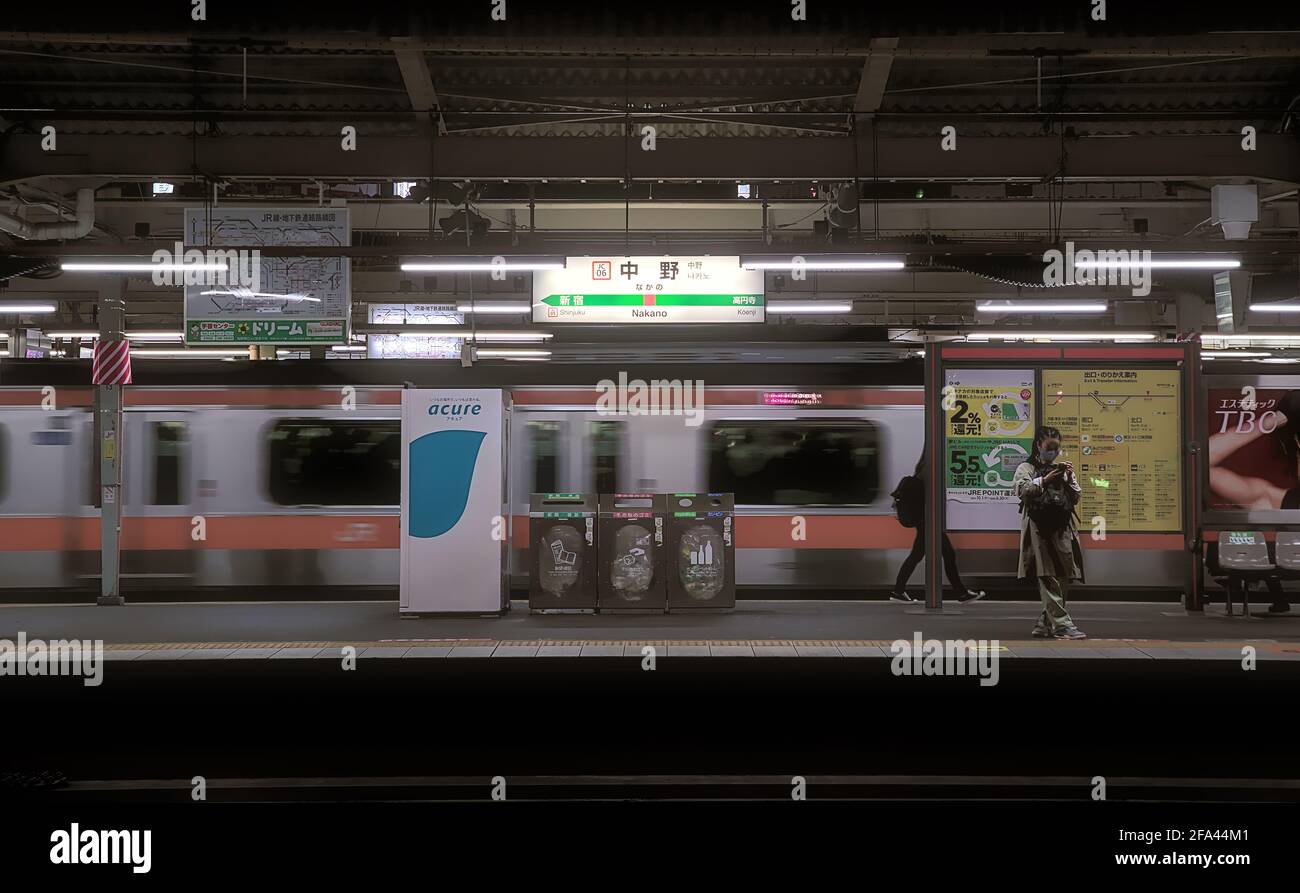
[0,188,96,241]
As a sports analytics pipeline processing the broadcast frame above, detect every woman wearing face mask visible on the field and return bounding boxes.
[1012,426,1087,639]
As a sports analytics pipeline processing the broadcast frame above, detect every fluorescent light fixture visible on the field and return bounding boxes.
[47,331,183,341]
[388,328,551,342]
[1216,311,1233,319]
[742,258,905,271]
[1249,302,1300,313]
[1201,351,1271,358]
[475,349,552,359]
[965,332,1157,342]
[200,288,321,303]
[1258,358,1300,364]
[457,303,531,314]
[1074,258,1240,270]
[766,301,853,313]
[0,350,8,357]
[152,182,174,195]
[0,304,56,313]
[1211,334,1300,344]
[976,301,1107,314]
[63,261,230,272]
[330,345,367,353]
[400,259,564,272]
[127,331,183,341]
[131,348,249,358]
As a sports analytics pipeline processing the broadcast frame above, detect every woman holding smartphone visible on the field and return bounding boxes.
[1012,426,1087,640]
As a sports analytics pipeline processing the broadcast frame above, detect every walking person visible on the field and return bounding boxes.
[1012,426,1087,639]
[890,454,986,604]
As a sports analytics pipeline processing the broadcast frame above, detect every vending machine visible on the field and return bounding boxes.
[400,388,510,615]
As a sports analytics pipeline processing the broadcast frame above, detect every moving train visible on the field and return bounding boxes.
[0,358,1187,598]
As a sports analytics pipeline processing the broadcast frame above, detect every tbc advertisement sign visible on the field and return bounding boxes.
[532,256,764,323]
[944,369,1036,530]
[1207,380,1300,513]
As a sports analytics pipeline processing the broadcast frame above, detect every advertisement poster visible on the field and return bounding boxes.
[532,255,764,324]
[943,368,1036,530]
[184,207,350,344]
[399,389,508,615]
[1042,369,1181,532]
[1207,379,1300,513]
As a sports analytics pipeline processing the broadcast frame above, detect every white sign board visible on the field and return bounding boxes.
[184,207,350,344]
[400,389,509,615]
[532,255,764,323]
[368,304,464,359]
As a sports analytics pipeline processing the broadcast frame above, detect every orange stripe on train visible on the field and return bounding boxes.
[0,515,1185,551]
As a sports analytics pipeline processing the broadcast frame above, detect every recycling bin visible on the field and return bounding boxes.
[665,493,735,611]
[598,493,666,611]
[529,493,598,612]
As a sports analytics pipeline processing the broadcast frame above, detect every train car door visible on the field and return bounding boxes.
[121,410,198,588]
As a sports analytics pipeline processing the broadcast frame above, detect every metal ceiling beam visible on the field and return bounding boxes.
[4,32,1300,58]
[853,37,899,114]
[5,133,1298,185]
[392,47,447,135]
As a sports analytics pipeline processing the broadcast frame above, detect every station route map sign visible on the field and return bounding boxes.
[944,369,1036,530]
[1042,368,1181,532]
[184,207,350,344]
[532,256,764,323]
[367,304,463,359]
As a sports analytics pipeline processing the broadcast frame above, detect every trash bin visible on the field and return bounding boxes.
[665,493,735,611]
[529,493,598,612]
[598,493,666,611]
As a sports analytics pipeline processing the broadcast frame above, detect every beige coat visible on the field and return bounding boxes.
[1012,461,1083,581]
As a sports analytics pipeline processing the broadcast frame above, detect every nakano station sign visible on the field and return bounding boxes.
[532,255,765,324]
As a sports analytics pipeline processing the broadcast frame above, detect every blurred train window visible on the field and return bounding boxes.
[151,421,187,505]
[0,425,7,504]
[706,421,879,505]
[528,420,560,493]
[268,419,400,506]
[589,420,622,493]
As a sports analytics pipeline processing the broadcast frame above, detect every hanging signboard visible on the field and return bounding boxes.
[367,303,464,359]
[1042,368,1181,532]
[943,369,1036,529]
[532,256,764,323]
[183,207,350,344]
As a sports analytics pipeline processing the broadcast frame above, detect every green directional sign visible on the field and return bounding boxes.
[538,293,761,307]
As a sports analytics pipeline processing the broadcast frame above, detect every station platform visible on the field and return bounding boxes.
[3,597,1297,661]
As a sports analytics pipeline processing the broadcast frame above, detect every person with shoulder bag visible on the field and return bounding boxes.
[1012,426,1086,639]
[890,453,986,604]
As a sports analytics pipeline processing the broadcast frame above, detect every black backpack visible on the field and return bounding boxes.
[891,475,925,528]
[1023,478,1078,538]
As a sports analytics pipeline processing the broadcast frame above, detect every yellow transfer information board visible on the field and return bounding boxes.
[1041,368,1181,532]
